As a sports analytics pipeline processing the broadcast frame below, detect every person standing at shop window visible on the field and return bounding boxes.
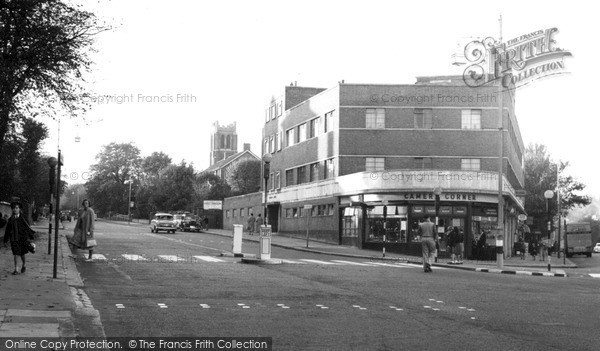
[418,215,437,273]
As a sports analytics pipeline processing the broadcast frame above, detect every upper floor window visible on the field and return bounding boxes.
[286,169,294,186]
[298,123,307,143]
[309,162,320,182]
[324,158,335,179]
[324,110,335,132]
[309,117,320,138]
[297,166,307,184]
[269,136,274,153]
[365,157,385,172]
[461,158,481,171]
[414,157,432,169]
[275,171,281,189]
[461,110,481,129]
[414,109,433,129]
[366,108,385,129]
[286,128,295,147]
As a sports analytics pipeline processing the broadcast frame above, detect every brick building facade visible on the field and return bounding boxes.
[223,76,526,258]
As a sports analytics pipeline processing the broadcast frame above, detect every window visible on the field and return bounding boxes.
[269,136,274,153]
[285,208,292,218]
[299,207,304,217]
[265,109,269,123]
[311,206,318,217]
[324,110,335,132]
[414,109,433,129]
[414,157,432,169]
[264,138,268,154]
[270,172,275,190]
[462,110,481,129]
[317,205,325,216]
[274,133,278,152]
[226,210,230,218]
[461,158,481,171]
[297,166,306,184]
[327,204,335,216]
[309,117,320,138]
[286,169,294,186]
[278,131,283,151]
[277,101,283,117]
[366,108,385,129]
[240,209,244,217]
[248,208,252,217]
[286,128,295,147]
[233,209,237,217]
[324,158,335,179]
[275,171,281,189]
[309,162,319,182]
[365,157,385,172]
[298,123,307,143]
[293,208,298,218]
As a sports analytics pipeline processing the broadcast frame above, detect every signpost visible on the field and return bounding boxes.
[259,225,272,260]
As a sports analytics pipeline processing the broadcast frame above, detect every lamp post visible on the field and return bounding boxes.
[47,157,58,255]
[544,190,555,240]
[53,151,63,279]
[262,153,273,224]
[125,180,133,224]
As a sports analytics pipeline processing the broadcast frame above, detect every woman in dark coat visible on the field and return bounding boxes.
[2,202,36,275]
[69,199,96,260]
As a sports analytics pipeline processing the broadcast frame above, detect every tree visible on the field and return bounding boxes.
[86,142,141,215]
[0,0,108,155]
[140,152,172,185]
[227,159,261,196]
[193,172,231,209]
[524,143,591,235]
[156,162,196,211]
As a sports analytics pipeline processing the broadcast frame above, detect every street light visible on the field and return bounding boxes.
[47,157,58,255]
[125,180,133,224]
[262,153,273,225]
[544,189,555,240]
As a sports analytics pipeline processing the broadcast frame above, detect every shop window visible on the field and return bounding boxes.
[366,205,408,243]
[342,207,361,237]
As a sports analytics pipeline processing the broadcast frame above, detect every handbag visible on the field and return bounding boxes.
[27,241,36,254]
[87,239,97,248]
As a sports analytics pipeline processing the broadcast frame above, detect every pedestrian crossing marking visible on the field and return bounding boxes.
[331,260,376,266]
[193,256,225,262]
[589,273,600,278]
[368,262,410,268]
[115,304,125,309]
[157,255,184,262]
[121,254,148,261]
[158,303,168,308]
[200,304,210,309]
[281,259,306,264]
[299,259,341,265]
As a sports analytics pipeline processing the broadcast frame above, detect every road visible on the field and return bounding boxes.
[69,221,600,351]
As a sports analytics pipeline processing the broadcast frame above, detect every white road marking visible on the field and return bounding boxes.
[331,260,377,266]
[368,262,410,268]
[121,254,148,261]
[281,259,306,264]
[193,256,225,262]
[467,308,476,312]
[300,259,341,265]
[82,254,107,261]
[589,273,600,278]
[200,304,210,309]
[157,255,184,262]
[158,303,168,308]
[115,304,125,309]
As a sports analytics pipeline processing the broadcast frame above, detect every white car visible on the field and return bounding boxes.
[594,243,600,253]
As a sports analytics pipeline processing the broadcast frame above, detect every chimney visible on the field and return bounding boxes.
[243,143,251,151]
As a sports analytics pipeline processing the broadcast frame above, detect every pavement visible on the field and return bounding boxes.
[0,218,106,340]
[0,218,577,340]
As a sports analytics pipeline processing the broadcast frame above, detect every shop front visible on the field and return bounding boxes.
[340,192,520,259]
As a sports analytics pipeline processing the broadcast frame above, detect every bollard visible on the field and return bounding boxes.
[232,224,243,255]
[547,255,551,272]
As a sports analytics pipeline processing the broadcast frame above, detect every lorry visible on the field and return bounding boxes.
[565,222,593,258]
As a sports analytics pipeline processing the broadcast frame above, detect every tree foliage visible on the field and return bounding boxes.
[227,159,261,196]
[0,0,108,155]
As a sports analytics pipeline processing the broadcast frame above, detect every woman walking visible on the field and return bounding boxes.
[2,202,36,275]
[69,199,96,260]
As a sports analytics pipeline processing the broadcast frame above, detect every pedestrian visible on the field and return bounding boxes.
[529,237,538,260]
[447,227,457,264]
[247,213,256,235]
[69,199,96,260]
[418,215,437,273]
[255,214,263,234]
[2,201,36,275]
[455,228,464,264]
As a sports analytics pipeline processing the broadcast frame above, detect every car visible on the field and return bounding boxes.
[173,214,186,230]
[151,213,177,233]
[594,243,600,253]
[181,220,204,232]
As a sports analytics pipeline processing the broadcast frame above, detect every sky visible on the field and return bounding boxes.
[41,0,600,201]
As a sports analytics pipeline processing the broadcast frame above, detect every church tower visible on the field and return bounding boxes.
[210,121,238,165]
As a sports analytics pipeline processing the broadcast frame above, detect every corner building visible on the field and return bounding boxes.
[224,76,526,258]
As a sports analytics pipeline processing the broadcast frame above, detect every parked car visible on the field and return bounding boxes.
[594,243,600,253]
[181,220,204,232]
[173,214,186,230]
[151,213,176,233]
